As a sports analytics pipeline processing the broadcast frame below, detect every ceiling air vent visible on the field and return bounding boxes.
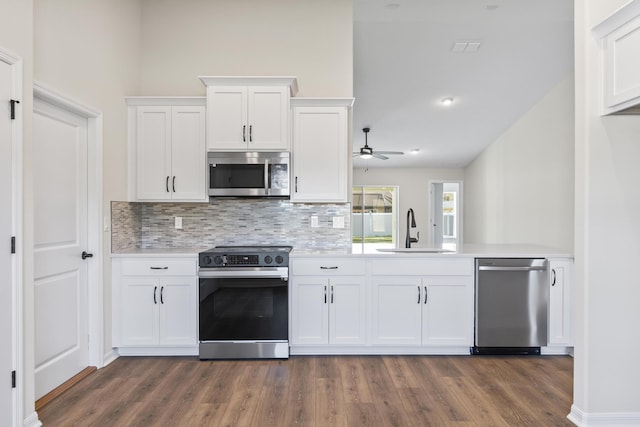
[451,41,482,53]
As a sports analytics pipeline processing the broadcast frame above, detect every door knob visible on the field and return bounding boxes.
[81,251,94,260]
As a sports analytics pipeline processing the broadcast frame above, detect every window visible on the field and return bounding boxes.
[352,186,398,254]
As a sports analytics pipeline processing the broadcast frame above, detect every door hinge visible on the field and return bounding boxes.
[11,371,16,388]
[10,100,20,120]
[11,236,15,254]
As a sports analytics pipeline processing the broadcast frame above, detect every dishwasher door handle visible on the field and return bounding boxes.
[478,266,547,272]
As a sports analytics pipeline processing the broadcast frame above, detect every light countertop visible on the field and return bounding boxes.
[111,244,572,259]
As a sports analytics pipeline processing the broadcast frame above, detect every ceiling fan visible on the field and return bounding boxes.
[353,127,404,160]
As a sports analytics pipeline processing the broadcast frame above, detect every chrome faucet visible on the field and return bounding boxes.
[405,208,419,248]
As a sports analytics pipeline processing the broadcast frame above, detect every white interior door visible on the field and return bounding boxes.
[33,97,89,400]
[0,54,15,427]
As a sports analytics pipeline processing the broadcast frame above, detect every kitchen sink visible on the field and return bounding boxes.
[376,248,455,253]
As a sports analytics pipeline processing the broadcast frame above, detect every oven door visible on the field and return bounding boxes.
[199,268,288,350]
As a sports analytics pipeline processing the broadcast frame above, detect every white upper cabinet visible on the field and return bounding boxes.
[127,97,207,202]
[290,98,354,203]
[200,76,298,151]
[593,0,640,114]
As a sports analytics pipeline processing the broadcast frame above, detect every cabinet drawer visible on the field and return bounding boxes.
[292,259,366,276]
[372,258,473,276]
[119,258,197,276]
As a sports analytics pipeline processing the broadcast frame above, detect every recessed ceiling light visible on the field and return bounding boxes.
[485,4,499,11]
[409,149,420,155]
[441,97,454,106]
[386,2,401,9]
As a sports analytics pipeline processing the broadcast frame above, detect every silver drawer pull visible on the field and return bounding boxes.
[320,266,338,270]
[150,266,169,270]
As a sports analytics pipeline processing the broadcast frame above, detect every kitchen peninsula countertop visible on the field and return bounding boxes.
[110,244,572,259]
[292,243,573,258]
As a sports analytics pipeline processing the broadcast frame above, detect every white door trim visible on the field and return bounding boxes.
[33,82,105,368]
[428,180,464,248]
[1,45,23,427]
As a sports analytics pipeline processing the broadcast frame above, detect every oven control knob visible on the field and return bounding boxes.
[275,255,284,265]
[264,255,273,264]
[202,255,212,266]
[213,255,224,265]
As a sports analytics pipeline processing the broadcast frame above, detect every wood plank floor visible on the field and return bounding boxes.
[38,355,574,426]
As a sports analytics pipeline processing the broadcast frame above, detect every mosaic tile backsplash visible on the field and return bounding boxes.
[111,199,352,252]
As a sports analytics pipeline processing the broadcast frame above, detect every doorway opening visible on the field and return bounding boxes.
[429,181,463,250]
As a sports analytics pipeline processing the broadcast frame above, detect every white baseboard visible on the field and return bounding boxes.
[23,411,42,427]
[102,349,119,367]
[290,345,472,356]
[568,405,640,426]
[115,346,198,357]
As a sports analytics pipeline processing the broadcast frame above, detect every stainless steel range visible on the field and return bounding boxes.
[198,245,291,359]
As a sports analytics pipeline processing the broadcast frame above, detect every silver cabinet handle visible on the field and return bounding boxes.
[324,285,327,304]
[551,268,556,286]
[331,285,334,304]
[249,125,253,142]
[424,286,428,304]
[160,286,164,304]
[242,125,246,142]
[166,176,170,193]
[150,266,168,270]
[295,176,298,193]
[153,286,157,304]
[172,176,176,193]
[417,285,421,304]
[320,266,338,270]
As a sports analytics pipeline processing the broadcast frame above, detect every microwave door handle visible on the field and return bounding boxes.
[264,159,270,194]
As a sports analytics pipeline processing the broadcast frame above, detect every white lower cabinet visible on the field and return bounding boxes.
[291,256,474,354]
[371,275,473,347]
[112,257,198,355]
[290,259,366,346]
[548,258,573,347]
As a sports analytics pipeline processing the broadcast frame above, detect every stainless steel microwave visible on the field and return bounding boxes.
[208,152,290,197]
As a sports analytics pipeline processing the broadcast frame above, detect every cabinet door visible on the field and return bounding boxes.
[329,277,366,345]
[291,106,348,203]
[136,107,171,200]
[371,276,422,345]
[120,277,159,346]
[170,106,206,201]
[548,259,573,346]
[601,14,640,113]
[290,277,329,345]
[158,277,198,346]
[206,86,248,150]
[422,276,473,346]
[248,86,289,150]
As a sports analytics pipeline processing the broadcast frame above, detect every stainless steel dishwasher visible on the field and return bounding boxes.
[472,258,549,355]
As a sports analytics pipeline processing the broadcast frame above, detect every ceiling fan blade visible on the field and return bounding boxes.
[376,151,404,155]
[373,153,389,160]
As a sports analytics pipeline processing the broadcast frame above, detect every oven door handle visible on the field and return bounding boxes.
[198,267,289,280]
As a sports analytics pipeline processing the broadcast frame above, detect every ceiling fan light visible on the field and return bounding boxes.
[360,153,373,160]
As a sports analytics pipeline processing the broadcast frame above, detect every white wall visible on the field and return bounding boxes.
[464,73,575,251]
[353,168,464,248]
[572,0,640,422]
[0,0,34,422]
[139,0,353,97]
